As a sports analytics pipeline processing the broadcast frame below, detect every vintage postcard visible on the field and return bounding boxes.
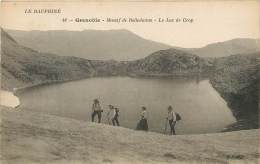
[0,0,259,163]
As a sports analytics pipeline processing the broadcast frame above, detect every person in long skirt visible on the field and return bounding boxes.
[136,106,148,131]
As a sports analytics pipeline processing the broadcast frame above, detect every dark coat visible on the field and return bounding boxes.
[136,118,148,131]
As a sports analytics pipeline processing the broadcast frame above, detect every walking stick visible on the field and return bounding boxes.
[107,117,110,125]
[164,118,168,134]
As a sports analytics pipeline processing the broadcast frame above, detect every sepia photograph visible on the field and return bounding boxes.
[0,0,259,163]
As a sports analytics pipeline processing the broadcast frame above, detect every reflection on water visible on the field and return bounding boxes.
[18,77,236,134]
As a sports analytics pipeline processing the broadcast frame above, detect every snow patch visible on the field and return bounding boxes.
[0,90,20,108]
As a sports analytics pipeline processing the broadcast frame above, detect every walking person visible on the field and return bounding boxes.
[166,106,177,135]
[107,105,114,125]
[91,99,103,123]
[112,107,120,126]
[136,106,149,131]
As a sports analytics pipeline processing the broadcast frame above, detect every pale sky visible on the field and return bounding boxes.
[1,1,259,48]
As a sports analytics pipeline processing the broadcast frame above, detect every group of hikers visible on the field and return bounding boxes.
[91,99,181,135]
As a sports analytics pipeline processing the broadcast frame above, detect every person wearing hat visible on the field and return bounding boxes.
[166,105,177,135]
[91,99,103,123]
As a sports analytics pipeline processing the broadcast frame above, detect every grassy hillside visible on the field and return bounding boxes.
[126,48,213,77]
[1,29,96,91]
[1,106,259,164]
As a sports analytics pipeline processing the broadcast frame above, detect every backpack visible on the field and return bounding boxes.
[175,112,181,121]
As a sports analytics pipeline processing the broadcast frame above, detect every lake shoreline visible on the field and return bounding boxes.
[15,76,236,135]
[13,75,208,94]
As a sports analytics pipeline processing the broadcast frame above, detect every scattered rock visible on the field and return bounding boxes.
[163,153,176,159]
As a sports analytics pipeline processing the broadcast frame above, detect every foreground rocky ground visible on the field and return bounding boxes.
[1,106,259,164]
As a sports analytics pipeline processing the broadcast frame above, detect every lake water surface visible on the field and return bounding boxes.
[18,77,236,134]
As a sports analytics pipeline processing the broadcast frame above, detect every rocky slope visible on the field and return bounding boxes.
[1,106,259,164]
[210,52,259,131]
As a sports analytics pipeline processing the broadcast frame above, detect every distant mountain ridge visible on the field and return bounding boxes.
[179,38,260,58]
[1,29,212,90]
[6,29,171,61]
[6,29,260,60]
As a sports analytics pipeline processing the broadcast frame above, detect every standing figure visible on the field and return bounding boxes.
[112,107,120,126]
[166,106,177,135]
[91,99,103,123]
[136,106,149,131]
[107,105,114,125]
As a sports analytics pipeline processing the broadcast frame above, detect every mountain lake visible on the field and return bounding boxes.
[17,77,236,134]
